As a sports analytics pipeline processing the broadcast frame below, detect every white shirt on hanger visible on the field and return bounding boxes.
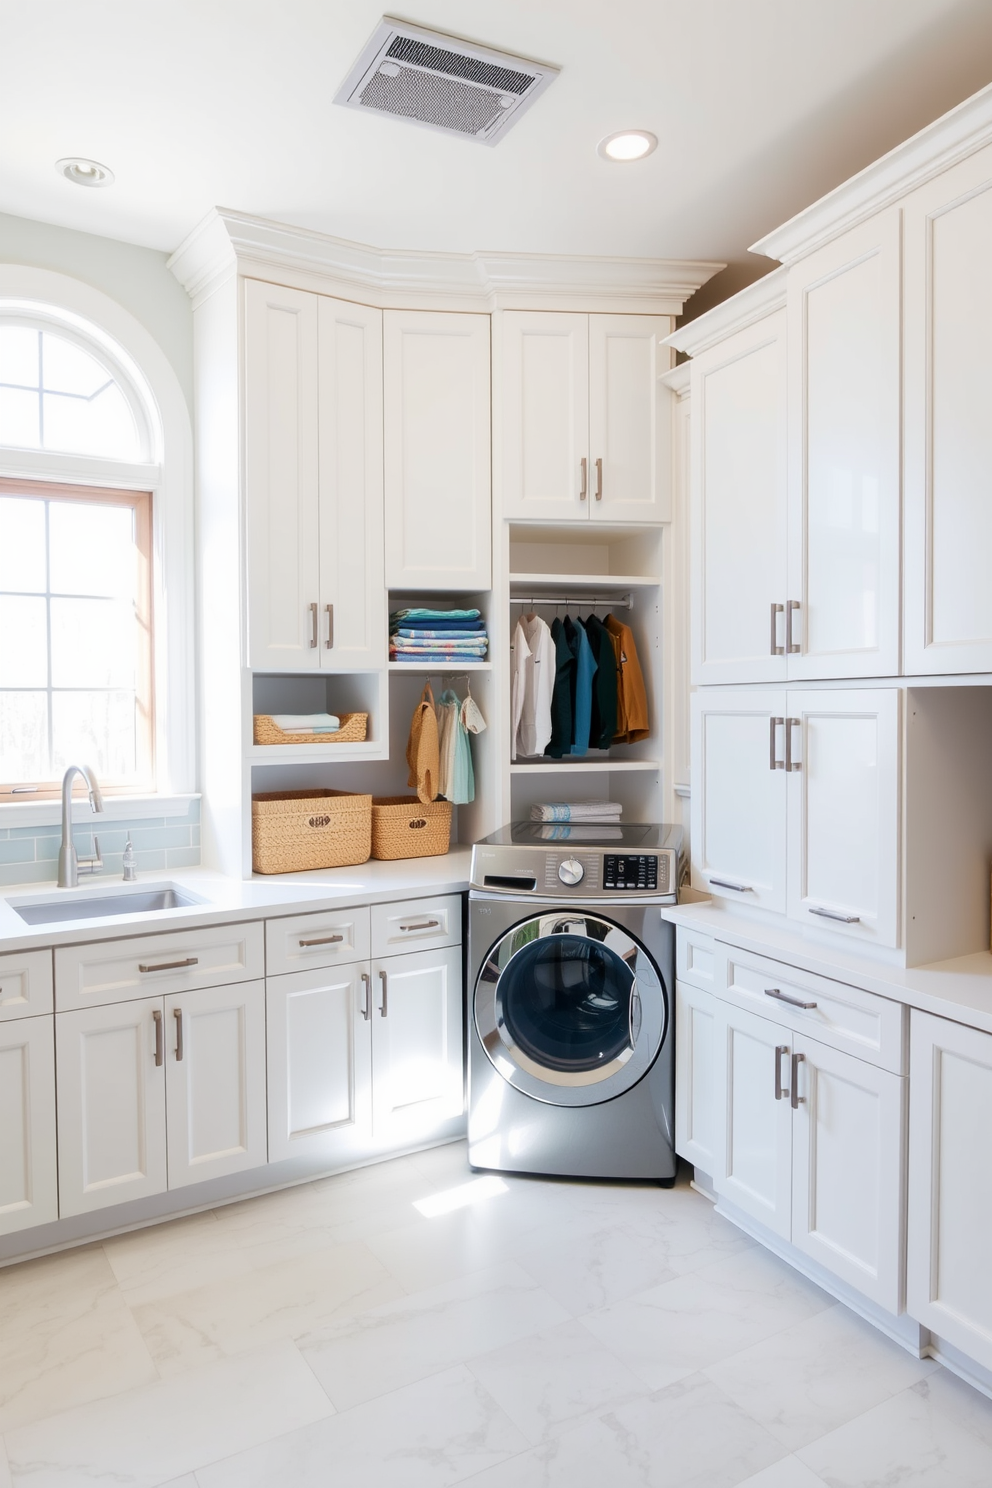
[510,619,531,763]
[516,613,556,759]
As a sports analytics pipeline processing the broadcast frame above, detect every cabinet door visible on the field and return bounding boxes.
[908,1011,992,1370]
[791,1033,905,1312]
[904,144,992,674]
[690,690,787,911]
[589,314,671,522]
[317,296,385,669]
[371,945,463,1142]
[244,279,320,670]
[786,212,901,680]
[56,1000,167,1216]
[690,311,787,685]
[497,311,589,521]
[713,1001,793,1239]
[383,311,491,589]
[266,965,373,1165]
[0,1016,58,1236]
[165,981,267,1189]
[786,690,900,947]
[675,981,718,1175]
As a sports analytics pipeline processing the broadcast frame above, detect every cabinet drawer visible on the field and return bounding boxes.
[718,944,905,1074]
[55,921,265,1011]
[0,948,53,1021]
[676,928,717,992]
[266,907,371,976]
[372,894,462,957]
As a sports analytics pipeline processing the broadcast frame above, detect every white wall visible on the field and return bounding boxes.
[0,210,192,412]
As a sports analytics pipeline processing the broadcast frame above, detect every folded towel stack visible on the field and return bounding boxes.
[270,713,340,734]
[389,607,489,665]
[530,801,623,823]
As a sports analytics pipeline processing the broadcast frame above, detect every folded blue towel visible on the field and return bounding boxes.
[390,608,481,622]
[393,624,487,638]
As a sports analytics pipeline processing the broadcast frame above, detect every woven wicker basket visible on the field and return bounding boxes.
[371,796,452,861]
[253,713,368,747]
[252,790,371,874]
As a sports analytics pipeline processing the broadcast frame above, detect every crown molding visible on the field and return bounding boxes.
[751,79,992,264]
[659,362,690,397]
[167,208,724,314]
[664,266,788,357]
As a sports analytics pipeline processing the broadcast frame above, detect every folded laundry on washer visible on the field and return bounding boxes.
[530,801,622,822]
[270,713,340,732]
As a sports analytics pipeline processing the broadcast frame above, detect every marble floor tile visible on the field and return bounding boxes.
[300,1261,571,1411]
[0,1438,11,1488]
[466,1317,648,1443]
[797,1378,992,1487]
[365,1206,511,1292]
[3,1339,332,1488]
[579,1245,834,1391]
[130,1238,402,1376]
[516,1224,681,1316]
[0,1247,158,1432]
[435,1414,653,1488]
[730,1457,827,1487]
[195,1365,529,1488]
[909,1368,992,1447]
[705,1301,938,1451]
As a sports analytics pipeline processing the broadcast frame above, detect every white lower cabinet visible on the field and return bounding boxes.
[0,1016,58,1236]
[907,1011,992,1369]
[371,945,463,1142]
[681,963,906,1312]
[56,981,267,1216]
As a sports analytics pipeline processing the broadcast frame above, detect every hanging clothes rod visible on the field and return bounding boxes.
[509,593,634,610]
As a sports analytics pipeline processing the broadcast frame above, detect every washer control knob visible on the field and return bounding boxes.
[558,857,584,886]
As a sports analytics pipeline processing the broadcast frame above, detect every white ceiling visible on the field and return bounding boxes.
[4,0,992,309]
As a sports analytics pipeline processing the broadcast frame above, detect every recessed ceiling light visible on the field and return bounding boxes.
[598,130,658,163]
[56,157,114,188]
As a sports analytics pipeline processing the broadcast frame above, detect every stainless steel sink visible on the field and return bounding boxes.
[10,886,204,925]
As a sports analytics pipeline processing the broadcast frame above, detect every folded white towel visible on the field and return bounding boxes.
[531,801,622,822]
[271,713,340,732]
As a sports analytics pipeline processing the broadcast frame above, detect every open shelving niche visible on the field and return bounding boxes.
[246,588,498,865]
[503,523,666,829]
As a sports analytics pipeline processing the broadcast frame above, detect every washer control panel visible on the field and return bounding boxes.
[603,854,666,893]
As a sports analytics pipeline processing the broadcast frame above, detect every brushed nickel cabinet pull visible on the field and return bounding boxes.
[769,716,784,770]
[595,456,603,500]
[579,457,587,500]
[786,599,801,654]
[791,1051,806,1109]
[174,1007,184,1061]
[139,957,198,974]
[770,603,784,656]
[785,717,802,772]
[379,968,388,1018]
[709,878,752,893]
[299,935,344,947]
[309,602,319,647]
[809,906,861,924]
[361,972,372,1022]
[774,1044,789,1101]
[765,987,817,1010]
[399,919,440,932]
[153,1008,163,1067]
[325,604,334,649]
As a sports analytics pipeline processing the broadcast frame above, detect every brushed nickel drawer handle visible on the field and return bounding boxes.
[595,456,603,500]
[361,972,372,1021]
[765,987,817,1011]
[785,717,802,772]
[379,968,388,1017]
[309,601,319,647]
[769,716,784,770]
[770,603,784,656]
[786,599,801,654]
[709,879,752,893]
[579,456,587,501]
[399,919,440,932]
[809,906,860,924]
[774,1044,789,1101]
[299,935,344,947]
[791,1050,806,1109]
[153,1008,163,1067]
[325,603,334,649]
[139,957,199,974]
[174,1007,184,1061]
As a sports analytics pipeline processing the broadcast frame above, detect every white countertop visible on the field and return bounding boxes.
[664,898,992,1037]
[0,850,473,953]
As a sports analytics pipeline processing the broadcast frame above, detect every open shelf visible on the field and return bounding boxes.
[509,573,660,589]
[246,740,386,764]
[511,758,661,774]
[388,661,492,673]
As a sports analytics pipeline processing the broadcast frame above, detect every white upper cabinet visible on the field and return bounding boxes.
[786,213,902,680]
[244,282,384,671]
[904,143,992,675]
[384,310,491,590]
[244,279,321,670]
[499,312,670,523]
[690,311,788,685]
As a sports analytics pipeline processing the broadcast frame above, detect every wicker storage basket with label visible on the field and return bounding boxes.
[371,796,452,860]
[253,713,368,747]
[251,790,371,874]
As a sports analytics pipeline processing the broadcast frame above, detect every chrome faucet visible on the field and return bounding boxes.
[58,765,105,888]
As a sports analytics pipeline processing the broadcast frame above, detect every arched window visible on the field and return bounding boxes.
[0,278,192,804]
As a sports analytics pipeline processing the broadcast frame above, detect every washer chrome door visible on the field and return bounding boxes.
[475,912,667,1107]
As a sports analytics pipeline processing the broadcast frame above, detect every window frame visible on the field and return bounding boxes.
[0,476,156,800]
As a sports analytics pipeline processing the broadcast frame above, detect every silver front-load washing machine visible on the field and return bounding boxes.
[467,822,682,1183]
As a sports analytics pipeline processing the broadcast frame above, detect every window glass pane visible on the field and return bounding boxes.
[0,386,40,448]
[49,500,135,597]
[0,327,39,388]
[0,497,46,592]
[0,691,49,780]
[0,595,48,687]
[51,597,135,687]
[52,690,136,778]
[43,383,139,460]
[41,333,111,397]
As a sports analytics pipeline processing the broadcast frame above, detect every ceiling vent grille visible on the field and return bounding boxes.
[335,18,559,145]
